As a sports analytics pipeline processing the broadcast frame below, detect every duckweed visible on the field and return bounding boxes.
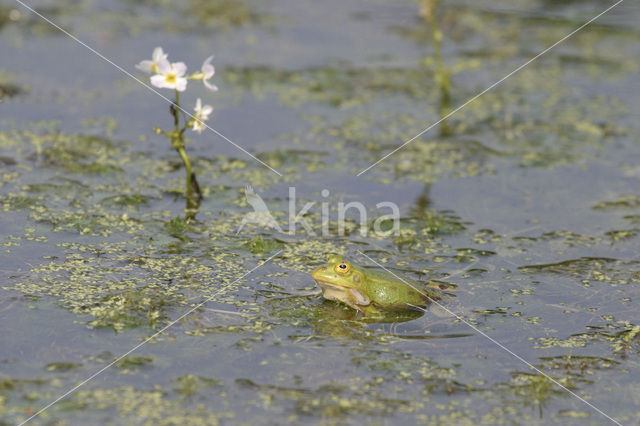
[1,0,640,424]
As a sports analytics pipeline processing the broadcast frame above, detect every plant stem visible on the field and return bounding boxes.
[169,90,201,219]
[422,0,452,136]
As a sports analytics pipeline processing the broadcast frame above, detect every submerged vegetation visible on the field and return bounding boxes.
[0,0,639,424]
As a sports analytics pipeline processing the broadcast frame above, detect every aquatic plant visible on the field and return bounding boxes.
[136,47,218,219]
[419,0,452,136]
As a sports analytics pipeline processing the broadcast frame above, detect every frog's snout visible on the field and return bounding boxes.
[311,267,324,282]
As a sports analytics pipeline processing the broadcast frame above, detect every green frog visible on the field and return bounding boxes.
[311,256,451,315]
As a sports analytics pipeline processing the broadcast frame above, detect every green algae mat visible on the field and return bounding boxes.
[1,0,639,424]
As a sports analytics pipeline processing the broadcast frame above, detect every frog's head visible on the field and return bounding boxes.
[311,256,369,309]
[312,256,365,289]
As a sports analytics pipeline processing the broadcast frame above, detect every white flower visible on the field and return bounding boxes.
[199,55,218,92]
[191,98,213,134]
[150,60,188,92]
[135,47,168,74]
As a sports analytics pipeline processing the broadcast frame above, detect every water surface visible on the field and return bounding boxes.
[1,0,639,424]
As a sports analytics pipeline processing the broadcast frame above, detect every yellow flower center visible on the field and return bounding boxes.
[151,63,159,73]
[165,73,177,84]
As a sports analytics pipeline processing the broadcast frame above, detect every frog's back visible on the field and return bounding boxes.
[361,267,438,309]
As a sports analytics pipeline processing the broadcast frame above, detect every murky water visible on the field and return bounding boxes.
[1,0,639,424]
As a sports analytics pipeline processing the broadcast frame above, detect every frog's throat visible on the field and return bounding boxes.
[314,279,371,308]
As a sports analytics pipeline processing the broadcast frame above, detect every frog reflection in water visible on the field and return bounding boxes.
[312,256,452,316]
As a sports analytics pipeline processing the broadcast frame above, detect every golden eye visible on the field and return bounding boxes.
[335,262,351,274]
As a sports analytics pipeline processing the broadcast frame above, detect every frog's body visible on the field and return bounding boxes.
[312,256,446,315]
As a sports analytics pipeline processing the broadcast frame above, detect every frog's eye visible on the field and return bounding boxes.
[334,262,351,274]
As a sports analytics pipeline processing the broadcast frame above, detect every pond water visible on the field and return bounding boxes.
[1,0,639,424]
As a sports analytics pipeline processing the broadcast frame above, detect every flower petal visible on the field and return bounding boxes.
[192,121,205,134]
[152,46,167,62]
[135,60,154,73]
[203,65,214,79]
[150,74,169,89]
[203,79,219,92]
[172,62,187,77]
[201,55,215,78]
[202,55,214,67]
[156,58,171,74]
[175,77,188,92]
[202,105,213,116]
